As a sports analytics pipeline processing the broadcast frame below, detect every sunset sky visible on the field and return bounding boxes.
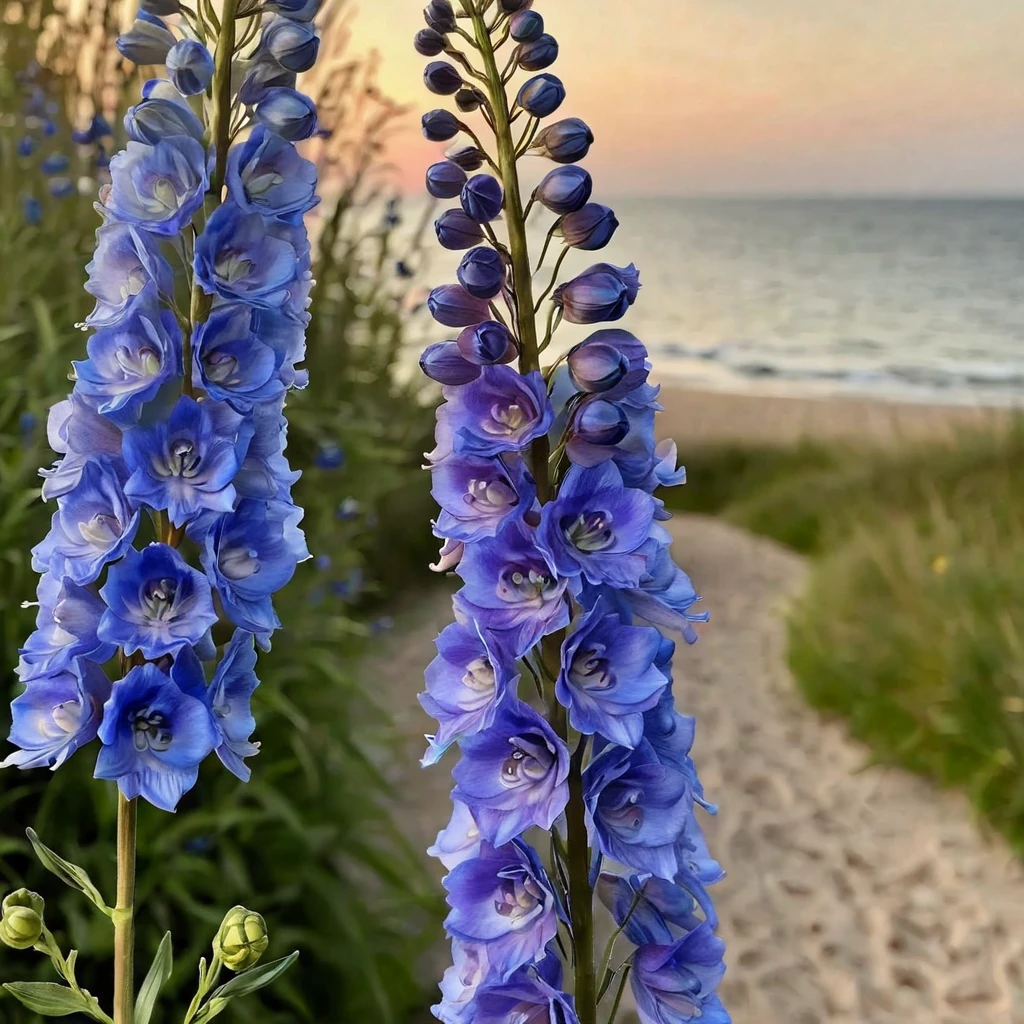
[351,0,1024,197]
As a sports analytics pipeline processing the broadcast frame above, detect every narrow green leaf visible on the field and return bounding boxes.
[3,981,94,1016]
[135,931,172,1024]
[211,951,300,1001]
[25,829,112,916]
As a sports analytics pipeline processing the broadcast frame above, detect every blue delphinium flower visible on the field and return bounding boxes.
[2,661,111,770]
[72,296,182,424]
[84,221,174,328]
[451,700,569,845]
[7,0,322,812]
[94,662,219,811]
[31,458,141,584]
[193,202,311,307]
[104,137,208,236]
[122,395,253,525]
[99,543,218,659]
[555,605,667,747]
[443,841,559,982]
[225,126,318,217]
[414,4,728,1022]
[199,497,308,646]
[420,622,518,764]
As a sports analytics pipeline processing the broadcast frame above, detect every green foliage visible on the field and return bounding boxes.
[0,11,440,1023]
[665,420,1024,854]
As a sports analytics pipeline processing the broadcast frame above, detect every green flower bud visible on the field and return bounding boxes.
[215,906,268,972]
[0,890,44,950]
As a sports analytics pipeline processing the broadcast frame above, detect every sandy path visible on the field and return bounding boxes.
[376,515,1024,1023]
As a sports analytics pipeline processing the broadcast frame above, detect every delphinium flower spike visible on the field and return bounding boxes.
[3,0,320,1019]
[415,4,730,1024]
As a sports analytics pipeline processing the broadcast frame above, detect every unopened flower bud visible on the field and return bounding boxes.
[424,61,463,96]
[424,0,456,33]
[125,97,205,144]
[239,55,296,105]
[165,39,214,96]
[458,247,506,299]
[457,321,519,365]
[529,117,593,164]
[116,13,175,65]
[517,34,558,72]
[460,174,503,223]
[516,74,564,118]
[265,0,321,20]
[553,263,640,324]
[421,342,480,385]
[422,108,461,142]
[435,210,485,250]
[535,166,592,214]
[0,890,44,950]
[456,88,485,113]
[573,399,629,446]
[568,330,648,395]
[415,27,447,56]
[561,203,618,250]
[426,160,467,199]
[510,10,543,41]
[446,145,485,172]
[428,284,491,328]
[216,906,269,972]
[256,87,318,140]
[263,18,320,74]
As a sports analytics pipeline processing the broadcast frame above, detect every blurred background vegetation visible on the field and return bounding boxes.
[0,0,440,1020]
[668,422,1024,856]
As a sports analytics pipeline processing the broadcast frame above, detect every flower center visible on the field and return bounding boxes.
[246,170,285,196]
[165,438,202,478]
[602,788,645,832]
[493,870,545,929]
[115,344,161,380]
[118,269,147,303]
[570,644,613,691]
[500,734,554,789]
[79,512,122,548]
[215,251,254,285]
[219,546,260,581]
[486,402,528,436]
[562,510,614,552]
[465,475,517,512]
[204,349,240,385]
[144,176,185,215]
[131,707,173,752]
[143,577,178,619]
[462,656,495,694]
[500,564,557,605]
[51,698,86,736]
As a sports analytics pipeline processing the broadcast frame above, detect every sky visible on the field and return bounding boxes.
[348,0,1024,197]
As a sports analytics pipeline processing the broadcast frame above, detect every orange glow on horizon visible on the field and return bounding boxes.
[352,0,1024,197]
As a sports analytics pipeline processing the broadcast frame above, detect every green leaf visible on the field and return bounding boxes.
[3,981,96,1016]
[25,829,112,917]
[213,952,300,1000]
[135,931,172,1024]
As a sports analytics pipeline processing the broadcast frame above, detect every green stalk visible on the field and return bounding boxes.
[112,794,137,1024]
[462,6,596,1024]
[463,0,550,501]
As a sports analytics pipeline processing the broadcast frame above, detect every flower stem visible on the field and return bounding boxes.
[462,5,597,1021]
[208,0,239,199]
[463,0,550,500]
[112,793,138,1024]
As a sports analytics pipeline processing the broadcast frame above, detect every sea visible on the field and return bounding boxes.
[418,197,1024,407]
[573,197,1024,406]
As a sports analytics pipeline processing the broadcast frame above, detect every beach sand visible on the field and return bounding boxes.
[655,381,1013,448]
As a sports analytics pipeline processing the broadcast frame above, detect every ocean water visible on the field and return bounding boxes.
[579,198,1024,405]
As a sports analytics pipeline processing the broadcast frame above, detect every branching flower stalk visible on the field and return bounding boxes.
[2,0,324,1018]
[417,3,731,1024]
